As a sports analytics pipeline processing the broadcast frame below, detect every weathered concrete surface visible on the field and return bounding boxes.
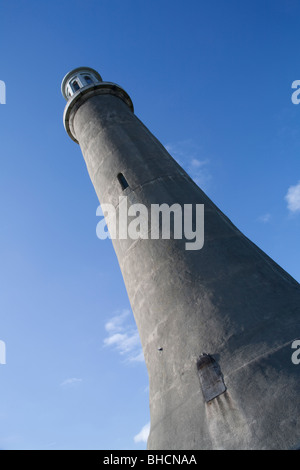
[63,75,300,450]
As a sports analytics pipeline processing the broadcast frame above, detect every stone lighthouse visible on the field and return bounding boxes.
[61,67,300,450]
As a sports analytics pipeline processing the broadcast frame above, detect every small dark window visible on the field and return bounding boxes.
[84,75,93,85]
[72,80,80,92]
[117,173,129,190]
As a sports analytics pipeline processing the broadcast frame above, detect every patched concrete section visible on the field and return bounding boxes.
[197,354,226,402]
[62,68,300,450]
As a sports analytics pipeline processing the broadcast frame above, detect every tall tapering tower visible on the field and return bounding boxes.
[62,67,300,450]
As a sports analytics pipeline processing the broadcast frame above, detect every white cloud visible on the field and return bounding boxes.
[258,213,271,223]
[165,140,211,189]
[129,351,145,363]
[104,310,144,363]
[190,158,207,168]
[285,181,300,213]
[60,378,82,387]
[105,309,130,333]
[134,422,150,443]
[104,331,140,354]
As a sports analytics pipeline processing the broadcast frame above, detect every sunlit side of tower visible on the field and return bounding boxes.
[62,67,300,450]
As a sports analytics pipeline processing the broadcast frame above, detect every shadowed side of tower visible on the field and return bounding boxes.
[62,67,300,450]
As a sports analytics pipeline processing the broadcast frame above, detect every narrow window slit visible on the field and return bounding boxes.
[84,75,93,85]
[71,80,80,92]
[117,173,129,190]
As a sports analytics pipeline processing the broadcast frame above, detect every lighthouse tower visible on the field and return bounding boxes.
[62,67,300,450]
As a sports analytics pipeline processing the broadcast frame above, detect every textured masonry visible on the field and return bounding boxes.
[62,67,300,450]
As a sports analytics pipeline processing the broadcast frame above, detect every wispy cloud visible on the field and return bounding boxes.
[165,140,211,189]
[134,422,150,443]
[103,310,144,363]
[258,213,271,223]
[285,181,300,213]
[60,378,82,387]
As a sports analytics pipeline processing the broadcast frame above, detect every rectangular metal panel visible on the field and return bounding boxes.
[197,354,226,402]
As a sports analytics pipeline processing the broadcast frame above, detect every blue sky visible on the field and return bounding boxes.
[0,0,300,450]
